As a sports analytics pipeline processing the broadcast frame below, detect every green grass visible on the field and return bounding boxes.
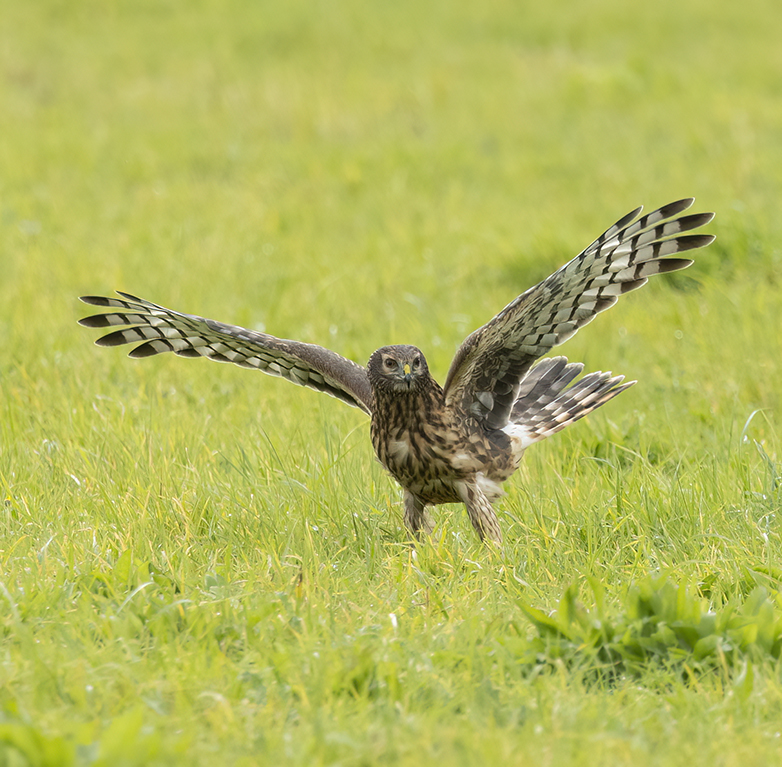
[3,0,782,763]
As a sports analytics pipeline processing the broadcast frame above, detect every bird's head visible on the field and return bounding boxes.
[367,345,430,394]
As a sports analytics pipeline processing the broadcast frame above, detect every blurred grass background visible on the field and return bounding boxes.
[2,0,782,764]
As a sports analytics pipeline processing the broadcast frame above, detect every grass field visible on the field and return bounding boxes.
[3,0,782,764]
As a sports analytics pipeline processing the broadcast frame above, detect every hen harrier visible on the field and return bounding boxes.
[79,199,714,543]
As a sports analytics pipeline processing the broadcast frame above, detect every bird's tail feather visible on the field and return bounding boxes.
[509,356,633,447]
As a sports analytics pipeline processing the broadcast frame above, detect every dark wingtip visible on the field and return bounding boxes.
[78,314,110,328]
[615,206,644,230]
[79,295,113,306]
[660,198,695,218]
[94,329,137,347]
[673,233,716,252]
[676,212,716,232]
[128,342,160,358]
[656,258,694,274]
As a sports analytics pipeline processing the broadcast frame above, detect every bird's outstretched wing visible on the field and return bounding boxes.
[78,292,373,414]
[443,198,715,429]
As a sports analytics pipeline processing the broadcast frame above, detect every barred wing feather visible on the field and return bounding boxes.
[79,292,373,414]
[443,198,715,429]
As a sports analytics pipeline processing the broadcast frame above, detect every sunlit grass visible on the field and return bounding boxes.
[3,0,782,764]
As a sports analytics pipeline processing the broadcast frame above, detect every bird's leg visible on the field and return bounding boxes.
[403,491,434,539]
[455,481,503,544]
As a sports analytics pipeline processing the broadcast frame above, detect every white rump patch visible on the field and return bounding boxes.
[502,421,541,457]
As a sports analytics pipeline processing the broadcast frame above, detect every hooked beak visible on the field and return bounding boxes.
[403,362,412,384]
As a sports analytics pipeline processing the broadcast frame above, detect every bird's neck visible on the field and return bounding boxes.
[371,376,445,428]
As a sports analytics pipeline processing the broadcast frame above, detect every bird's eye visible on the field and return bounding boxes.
[413,357,421,369]
[384,358,396,369]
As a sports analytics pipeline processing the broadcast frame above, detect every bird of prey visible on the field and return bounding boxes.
[79,198,714,544]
